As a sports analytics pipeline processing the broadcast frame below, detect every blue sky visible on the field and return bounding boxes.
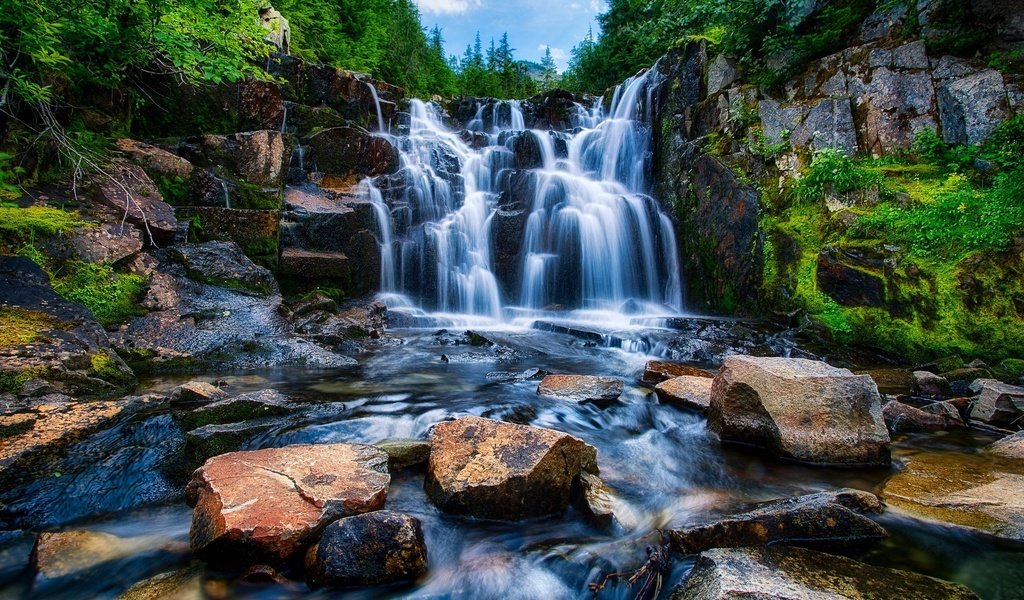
[414,0,607,72]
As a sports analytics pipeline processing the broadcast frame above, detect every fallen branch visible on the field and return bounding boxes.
[589,541,671,600]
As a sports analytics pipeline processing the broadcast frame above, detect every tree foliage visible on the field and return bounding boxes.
[452,31,539,99]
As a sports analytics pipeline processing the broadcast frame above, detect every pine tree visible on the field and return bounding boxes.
[540,46,558,90]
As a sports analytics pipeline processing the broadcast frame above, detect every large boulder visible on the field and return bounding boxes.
[641,360,714,385]
[89,163,177,246]
[707,356,890,466]
[424,416,597,520]
[668,546,978,600]
[667,489,886,554]
[987,431,1024,459]
[537,375,623,406]
[184,443,390,565]
[882,450,1024,542]
[304,126,399,185]
[170,241,277,296]
[969,379,1024,427]
[304,511,427,588]
[883,399,963,433]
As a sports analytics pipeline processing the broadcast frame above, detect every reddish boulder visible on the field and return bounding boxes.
[642,360,714,384]
[655,376,713,412]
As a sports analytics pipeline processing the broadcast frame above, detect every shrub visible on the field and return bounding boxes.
[795,148,880,203]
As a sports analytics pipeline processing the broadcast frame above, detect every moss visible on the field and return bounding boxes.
[228,181,283,211]
[155,175,190,207]
[89,352,133,386]
[0,206,89,247]
[52,262,148,327]
[0,307,64,349]
[0,367,48,394]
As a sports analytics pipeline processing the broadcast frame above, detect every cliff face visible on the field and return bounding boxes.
[650,1,1024,361]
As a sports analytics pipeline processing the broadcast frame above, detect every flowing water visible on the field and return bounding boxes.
[3,78,1023,599]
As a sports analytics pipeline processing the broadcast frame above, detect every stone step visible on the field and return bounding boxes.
[278,248,350,280]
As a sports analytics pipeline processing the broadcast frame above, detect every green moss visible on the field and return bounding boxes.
[228,182,283,211]
[52,262,148,326]
[0,367,48,394]
[0,206,89,246]
[89,352,133,386]
[0,307,65,348]
[155,175,190,207]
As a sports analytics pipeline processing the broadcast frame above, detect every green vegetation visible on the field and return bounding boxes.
[0,307,64,349]
[452,32,543,99]
[763,116,1024,361]
[52,262,147,326]
[0,206,88,245]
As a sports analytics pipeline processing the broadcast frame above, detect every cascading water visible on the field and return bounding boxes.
[365,70,682,325]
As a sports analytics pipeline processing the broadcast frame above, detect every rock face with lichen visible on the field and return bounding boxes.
[184,443,390,565]
[424,416,598,520]
[707,356,890,466]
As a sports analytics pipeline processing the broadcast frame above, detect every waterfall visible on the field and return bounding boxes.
[221,180,231,209]
[364,81,387,133]
[372,70,682,324]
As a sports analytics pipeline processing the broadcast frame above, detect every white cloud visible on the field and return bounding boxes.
[415,0,482,15]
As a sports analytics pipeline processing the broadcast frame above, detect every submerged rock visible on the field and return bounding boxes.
[883,399,963,433]
[176,389,292,430]
[641,360,714,385]
[374,438,431,470]
[667,489,886,554]
[969,379,1024,428]
[668,546,978,600]
[185,443,389,565]
[169,381,227,406]
[304,511,428,588]
[537,375,623,406]
[707,356,890,466]
[882,450,1024,542]
[119,564,204,600]
[654,376,713,412]
[425,416,597,520]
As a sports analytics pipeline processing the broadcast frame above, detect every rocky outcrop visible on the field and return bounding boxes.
[667,489,886,554]
[969,379,1024,428]
[184,443,390,565]
[304,511,427,588]
[882,449,1024,542]
[654,376,713,412]
[707,356,890,466]
[424,416,598,520]
[170,241,277,296]
[536,375,623,406]
[89,164,177,246]
[176,389,292,430]
[669,546,978,600]
[0,256,136,397]
[305,126,400,184]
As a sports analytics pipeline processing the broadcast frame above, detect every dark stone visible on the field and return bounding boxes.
[177,389,292,431]
[816,248,886,308]
[304,511,427,588]
[305,126,400,182]
[667,489,886,554]
[171,241,277,296]
[89,163,177,246]
[883,399,962,433]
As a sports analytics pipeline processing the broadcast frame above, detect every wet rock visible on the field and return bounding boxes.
[185,443,389,565]
[0,396,161,489]
[816,248,886,307]
[574,472,638,531]
[485,368,548,383]
[170,381,227,406]
[304,511,428,588]
[668,546,978,600]
[986,431,1024,459]
[374,438,431,470]
[707,55,738,95]
[89,163,178,246]
[291,299,387,344]
[667,489,886,554]
[279,248,350,281]
[425,416,598,520]
[882,450,1024,542]
[883,399,962,433]
[707,356,890,466]
[178,389,292,431]
[32,530,188,591]
[641,360,715,385]
[171,241,277,296]
[182,420,278,469]
[172,207,280,263]
[171,131,292,188]
[968,379,1024,428]
[537,375,623,406]
[120,564,203,600]
[920,399,967,425]
[654,376,713,412]
[913,370,952,399]
[305,126,399,182]
[69,223,144,264]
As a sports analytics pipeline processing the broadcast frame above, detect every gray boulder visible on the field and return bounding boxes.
[969,379,1024,427]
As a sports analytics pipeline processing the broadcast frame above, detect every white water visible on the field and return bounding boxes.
[363,71,682,326]
[365,80,387,134]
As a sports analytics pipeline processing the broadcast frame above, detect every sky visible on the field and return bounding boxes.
[414,0,607,72]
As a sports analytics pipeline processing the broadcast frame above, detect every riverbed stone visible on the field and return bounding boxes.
[913,370,952,398]
[667,489,886,554]
[883,399,962,433]
[668,546,978,600]
[171,241,277,296]
[184,443,390,565]
[304,511,427,588]
[119,564,204,600]
[987,431,1024,459]
[32,530,188,591]
[882,450,1024,542]
[707,356,890,466]
[968,379,1024,428]
[89,163,178,246]
[654,376,713,412]
[374,438,431,470]
[574,472,638,531]
[170,381,227,406]
[920,399,967,425]
[642,360,715,384]
[177,389,293,431]
[425,416,598,520]
[182,420,279,470]
[537,375,623,406]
